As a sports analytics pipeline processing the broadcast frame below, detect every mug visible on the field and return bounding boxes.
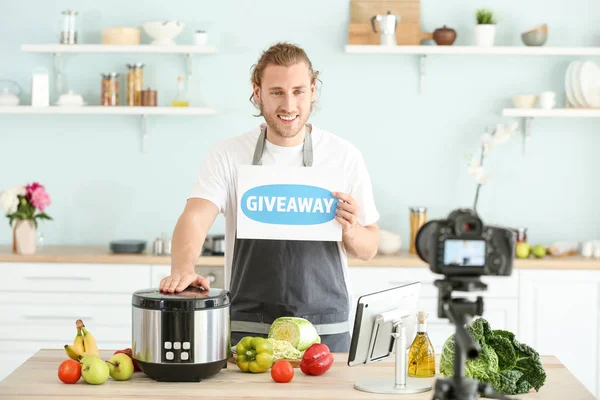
[539,91,556,109]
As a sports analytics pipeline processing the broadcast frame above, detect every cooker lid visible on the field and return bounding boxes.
[132,287,230,311]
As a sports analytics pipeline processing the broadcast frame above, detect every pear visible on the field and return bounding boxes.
[80,355,109,385]
[106,353,134,381]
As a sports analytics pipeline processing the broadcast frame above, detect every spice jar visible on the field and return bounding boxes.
[409,207,427,255]
[516,228,527,244]
[141,88,157,106]
[126,63,144,106]
[101,73,120,106]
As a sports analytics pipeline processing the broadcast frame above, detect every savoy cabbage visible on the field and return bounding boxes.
[439,318,546,395]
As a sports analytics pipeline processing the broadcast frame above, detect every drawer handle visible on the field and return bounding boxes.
[25,276,92,281]
[24,316,93,321]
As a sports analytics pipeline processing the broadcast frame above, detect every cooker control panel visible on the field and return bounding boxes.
[161,311,194,363]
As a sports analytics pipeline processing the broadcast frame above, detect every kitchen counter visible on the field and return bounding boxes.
[0,349,594,399]
[0,245,599,269]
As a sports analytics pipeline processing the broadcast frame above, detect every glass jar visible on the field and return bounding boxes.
[60,10,78,44]
[126,63,144,106]
[409,207,427,255]
[101,73,120,106]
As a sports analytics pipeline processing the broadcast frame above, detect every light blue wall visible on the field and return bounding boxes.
[1,0,599,249]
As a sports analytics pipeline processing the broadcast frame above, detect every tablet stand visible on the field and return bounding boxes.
[353,309,433,395]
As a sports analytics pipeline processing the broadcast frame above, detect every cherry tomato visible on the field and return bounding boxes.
[271,360,294,383]
[58,359,81,384]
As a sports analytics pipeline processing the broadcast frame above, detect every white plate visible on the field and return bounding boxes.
[579,61,600,108]
[565,61,578,107]
[570,61,587,107]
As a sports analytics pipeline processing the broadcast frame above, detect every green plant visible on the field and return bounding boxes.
[476,9,496,24]
[440,318,546,395]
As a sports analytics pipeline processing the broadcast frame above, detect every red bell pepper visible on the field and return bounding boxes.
[300,343,334,376]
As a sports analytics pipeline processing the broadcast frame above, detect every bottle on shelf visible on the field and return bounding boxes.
[171,75,189,107]
[407,311,436,378]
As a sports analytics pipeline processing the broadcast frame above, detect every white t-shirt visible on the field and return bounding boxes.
[188,124,380,309]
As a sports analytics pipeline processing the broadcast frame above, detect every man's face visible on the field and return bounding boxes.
[253,62,315,140]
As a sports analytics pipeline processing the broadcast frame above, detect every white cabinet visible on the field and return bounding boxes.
[518,269,600,399]
[0,263,152,382]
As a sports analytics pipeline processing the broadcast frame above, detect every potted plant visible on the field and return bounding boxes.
[0,182,52,254]
[475,9,497,47]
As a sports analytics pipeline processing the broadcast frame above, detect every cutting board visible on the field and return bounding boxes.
[348,0,433,45]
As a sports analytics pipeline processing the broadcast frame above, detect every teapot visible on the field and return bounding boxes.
[371,11,400,45]
[0,80,22,106]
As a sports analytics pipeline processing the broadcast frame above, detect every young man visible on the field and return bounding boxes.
[159,42,380,352]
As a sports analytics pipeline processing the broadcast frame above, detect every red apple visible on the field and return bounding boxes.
[114,348,141,372]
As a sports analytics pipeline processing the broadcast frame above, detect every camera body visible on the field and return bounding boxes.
[415,208,515,277]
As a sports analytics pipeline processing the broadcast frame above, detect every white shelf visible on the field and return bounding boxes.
[503,108,600,118]
[21,44,217,54]
[0,106,217,115]
[345,45,600,56]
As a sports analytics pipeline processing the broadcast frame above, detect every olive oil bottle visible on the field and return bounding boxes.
[407,311,436,377]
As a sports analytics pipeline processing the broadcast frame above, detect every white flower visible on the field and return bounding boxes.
[480,133,494,153]
[0,186,25,215]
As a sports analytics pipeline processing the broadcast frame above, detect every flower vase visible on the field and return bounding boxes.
[14,219,36,255]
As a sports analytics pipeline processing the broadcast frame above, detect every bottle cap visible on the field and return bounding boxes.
[417,311,428,323]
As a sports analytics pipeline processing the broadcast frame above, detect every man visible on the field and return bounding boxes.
[159,42,380,352]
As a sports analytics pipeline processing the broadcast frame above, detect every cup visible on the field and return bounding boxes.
[539,91,556,109]
[194,30,208,46]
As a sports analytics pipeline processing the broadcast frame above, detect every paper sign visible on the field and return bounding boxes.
[237,165,346,241]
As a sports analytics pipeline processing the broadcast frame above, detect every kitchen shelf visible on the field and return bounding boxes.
[345,45,600,56]
[501,108,600,155]
[0,106,217,115]
[0,106,217,153]
[345,45,600,94]
[21,44,217,54]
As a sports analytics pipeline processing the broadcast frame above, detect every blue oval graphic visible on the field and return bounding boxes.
[241,184,337,225]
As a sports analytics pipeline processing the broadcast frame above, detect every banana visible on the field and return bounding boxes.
[76,319,99,356]
[64,344,80,361]
[73,327,85,355]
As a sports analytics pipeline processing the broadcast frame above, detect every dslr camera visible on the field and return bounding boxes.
[415,208,515,277]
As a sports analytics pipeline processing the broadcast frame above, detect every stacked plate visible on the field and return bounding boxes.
[565,60,600,108]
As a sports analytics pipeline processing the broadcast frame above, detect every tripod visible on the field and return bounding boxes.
[431,277,516,400]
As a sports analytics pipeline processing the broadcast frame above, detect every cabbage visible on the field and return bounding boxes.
[268,317,320,351]
[266,338,303,361]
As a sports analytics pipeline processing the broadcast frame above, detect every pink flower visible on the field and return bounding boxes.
[26,182,51,212]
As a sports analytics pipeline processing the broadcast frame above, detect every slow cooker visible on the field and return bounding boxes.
[132,286,231,382]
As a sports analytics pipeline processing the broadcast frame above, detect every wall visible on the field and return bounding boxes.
[1,0,599,248]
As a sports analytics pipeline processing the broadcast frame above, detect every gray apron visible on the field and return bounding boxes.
[229,124,351,352]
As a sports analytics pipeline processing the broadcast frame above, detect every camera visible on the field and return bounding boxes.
[415,208,515,277]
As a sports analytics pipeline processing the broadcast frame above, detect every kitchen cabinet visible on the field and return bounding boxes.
[0,262,152,382]
[518,269,600,400]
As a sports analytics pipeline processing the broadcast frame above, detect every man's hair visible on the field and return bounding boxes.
[249,42,321,117]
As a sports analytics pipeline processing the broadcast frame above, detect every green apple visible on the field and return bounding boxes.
[532,245,547,259]
[81,355,109,385]
[107,353,134,381]
[516,242,531,259]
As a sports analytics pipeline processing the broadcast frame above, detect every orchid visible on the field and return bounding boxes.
[1,182,53,227]
[469,122,519,210]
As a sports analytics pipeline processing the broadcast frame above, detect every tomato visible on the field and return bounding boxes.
[58,359,81,384]
[271,360,294,383]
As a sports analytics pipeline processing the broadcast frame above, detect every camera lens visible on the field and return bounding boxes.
[414,220,437,264]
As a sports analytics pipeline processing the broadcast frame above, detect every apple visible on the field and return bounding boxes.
[107,353,134,381]
[114,348,141,372]
[80,355,110,385]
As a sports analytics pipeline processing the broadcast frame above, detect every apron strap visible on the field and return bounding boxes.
[252,124,313,167]
[230,320,348,336]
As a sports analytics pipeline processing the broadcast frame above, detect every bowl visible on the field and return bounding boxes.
[142,20,185,46]
[512,94,538,108]
[378,230,402,255]
[521,24,548,46]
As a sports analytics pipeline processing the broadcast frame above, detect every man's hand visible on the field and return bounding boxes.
[333,191,379,261]
[159,273,211,293]
[333,191,359,234]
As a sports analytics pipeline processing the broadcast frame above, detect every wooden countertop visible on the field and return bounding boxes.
[0,245,598,270]
[0,349,594,399]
